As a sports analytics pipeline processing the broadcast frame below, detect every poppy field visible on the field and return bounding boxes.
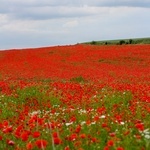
[0,44,150,150]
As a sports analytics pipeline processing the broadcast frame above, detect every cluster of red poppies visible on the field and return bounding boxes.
[0,44,149,149]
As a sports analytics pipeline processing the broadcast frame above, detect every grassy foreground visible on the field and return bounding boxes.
[0,81,150,150]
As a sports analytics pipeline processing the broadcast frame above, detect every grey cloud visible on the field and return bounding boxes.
[1,4,105,20]
[15,6,94,20]
[1,0,150,7]
[0,0,150,18]
[82,0,150,8]
[0,0,80,9]
[0,1,90,20]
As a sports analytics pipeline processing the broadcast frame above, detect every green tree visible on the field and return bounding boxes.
[119,40,125,45]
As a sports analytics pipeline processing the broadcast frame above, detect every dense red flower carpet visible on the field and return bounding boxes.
[0,44,150,149]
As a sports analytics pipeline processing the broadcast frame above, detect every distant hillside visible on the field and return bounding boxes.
[83,37,150,45]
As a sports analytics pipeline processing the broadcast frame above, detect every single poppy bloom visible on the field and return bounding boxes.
[53,137,62,145]
[7,140,15,146]
[21,132,29,141]
[53,132,58,138]
[135,123,144,131]
[80,133,86,139]
[26,142,34,150]
[103,146,110,150]
[109,132,115,137]
[70,116,76,122]
[35,139,48,149]
[64,146,70,150]
[102,123,107,128]
[107,140,114,147]
[91,137,98,143]
[6,126,13,133]
[69,133,77,141]
[2,120,9,127]
[75,125,81,133]
[32,131,40,138]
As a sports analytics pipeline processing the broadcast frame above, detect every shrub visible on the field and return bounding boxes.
[91,41,96,45]
[119,40,125,45]
[129,39,133,44]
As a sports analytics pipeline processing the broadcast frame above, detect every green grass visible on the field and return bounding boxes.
[82,37,150,45]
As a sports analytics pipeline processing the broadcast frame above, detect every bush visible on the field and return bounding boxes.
[91,41,96,45]
[129,39,133,44]
[119,40,125,45]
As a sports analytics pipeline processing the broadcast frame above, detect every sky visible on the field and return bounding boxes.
[0,0,150,50]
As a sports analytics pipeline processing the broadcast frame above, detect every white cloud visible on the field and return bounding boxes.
[0,14,9,25]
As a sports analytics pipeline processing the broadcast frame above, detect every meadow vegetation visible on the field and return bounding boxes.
[0,44,150,149]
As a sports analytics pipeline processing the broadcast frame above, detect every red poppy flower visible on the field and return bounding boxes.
[102,123,107,128]
[70,116,76,122]
[21,131,29,141]
[107,140,114,147]
[2,120,9,127]
[68,133,78,141]
[91,137,98,143]
[7,140,15,146]
[79,133,86,139]
[75,125,81,133]
[64,146,70,150]
[103,146,110,150]
[26,142,34,150]
[135,123,144,131]
[35,139,48,149]
[32,131,40,138]
[109,132,115,137]
[117,147,124,150]
[53,132,58,138]
[53,137,62,145]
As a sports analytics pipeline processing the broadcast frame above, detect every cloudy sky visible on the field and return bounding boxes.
[0,0,150,50]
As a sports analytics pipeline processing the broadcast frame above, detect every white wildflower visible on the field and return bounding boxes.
[120,122,125,125]
[65,122,73,126]
[81,121,86,125]
[140,129,150,139]
[100,115,106,119]
[29,110,41,117]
